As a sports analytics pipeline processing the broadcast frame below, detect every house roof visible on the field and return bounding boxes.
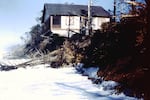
[42,3,110,23]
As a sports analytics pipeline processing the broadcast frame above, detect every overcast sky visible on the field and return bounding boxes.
[0,0,113,55]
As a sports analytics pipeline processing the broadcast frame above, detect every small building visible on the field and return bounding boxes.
[41,3,110,37]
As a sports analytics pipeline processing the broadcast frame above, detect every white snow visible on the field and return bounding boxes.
[75,63,99,79]
[82,67,99,78]
[0,60,139,100]
[0,58,30,66]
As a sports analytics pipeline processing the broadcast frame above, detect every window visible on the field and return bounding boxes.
[52,16,61,28]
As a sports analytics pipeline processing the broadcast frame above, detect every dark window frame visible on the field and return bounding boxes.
[52,16,61,28]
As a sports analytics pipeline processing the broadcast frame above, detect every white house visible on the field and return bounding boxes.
[41,3,110,37]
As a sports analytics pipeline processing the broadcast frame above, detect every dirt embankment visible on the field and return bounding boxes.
[49,34,91,68]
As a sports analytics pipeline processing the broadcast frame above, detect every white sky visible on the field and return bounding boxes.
[0,0,113,54]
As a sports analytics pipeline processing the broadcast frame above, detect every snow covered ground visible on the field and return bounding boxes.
[0,60,140,100]
[0,58,30,66]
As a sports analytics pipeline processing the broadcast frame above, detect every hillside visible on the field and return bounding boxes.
[22,3,149,99]
[24,25,149,99]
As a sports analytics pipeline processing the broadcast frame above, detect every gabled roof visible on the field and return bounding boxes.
[42,3,110,23]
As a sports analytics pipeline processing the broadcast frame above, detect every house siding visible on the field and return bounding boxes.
[92,17,110,30]
[61,16,80,30]
[51,16,80,37]
[50,16,110,37]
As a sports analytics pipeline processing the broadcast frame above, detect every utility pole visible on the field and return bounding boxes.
[87,0,92,35]
[68,15,71,38]
[113,0,116,22]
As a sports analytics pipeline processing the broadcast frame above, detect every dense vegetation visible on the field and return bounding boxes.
[81,1,150,99]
